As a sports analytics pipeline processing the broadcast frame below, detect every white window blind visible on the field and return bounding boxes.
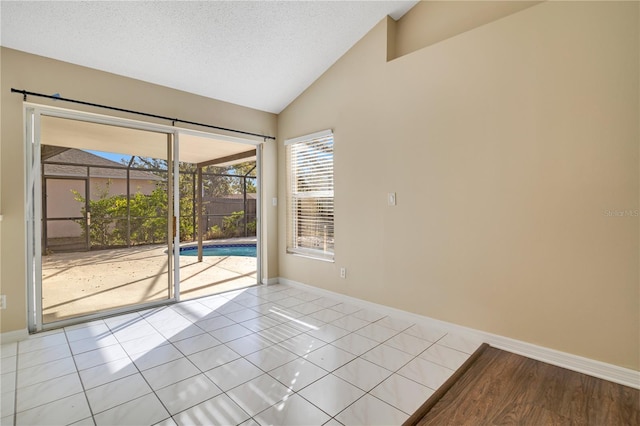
[285,130,334,261]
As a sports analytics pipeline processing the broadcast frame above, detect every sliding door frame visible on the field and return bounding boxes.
[25,107,43,331]
[24,103,263,332]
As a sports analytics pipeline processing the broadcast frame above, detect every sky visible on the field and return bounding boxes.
[87,149,130,164]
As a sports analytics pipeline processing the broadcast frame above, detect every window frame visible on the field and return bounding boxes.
[285,129,335,262]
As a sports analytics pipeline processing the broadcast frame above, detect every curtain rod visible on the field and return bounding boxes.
[11,88,276,141]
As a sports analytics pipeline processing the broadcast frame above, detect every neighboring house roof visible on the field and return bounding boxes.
[44,148,163,181]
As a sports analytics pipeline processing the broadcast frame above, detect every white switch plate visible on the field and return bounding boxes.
[388,192,396,206]
[272,197,278,206]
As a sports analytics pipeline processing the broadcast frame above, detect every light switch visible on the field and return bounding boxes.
[388,192,396,206]
[272,197,278,206]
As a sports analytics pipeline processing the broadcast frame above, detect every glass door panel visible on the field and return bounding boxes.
[176,131,260,300]
[44,178,89,252]
[34,115,175,326]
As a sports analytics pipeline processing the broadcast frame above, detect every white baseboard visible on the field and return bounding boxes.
[486,334,640,390]
[278,278,640,389]
[263,277,280,285]
[0,328,28,344]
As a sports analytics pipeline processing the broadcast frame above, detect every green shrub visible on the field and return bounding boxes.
[222,211,245,237]
[73,182,168,248]
[206,225,224,239]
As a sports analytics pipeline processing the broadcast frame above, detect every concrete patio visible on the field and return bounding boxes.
[42,239,257,323]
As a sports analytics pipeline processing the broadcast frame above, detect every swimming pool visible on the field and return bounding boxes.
[179,244,256,257]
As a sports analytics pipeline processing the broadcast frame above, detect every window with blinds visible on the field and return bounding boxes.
[285,130,334,261]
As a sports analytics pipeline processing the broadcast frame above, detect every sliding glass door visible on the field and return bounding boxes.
[25,105,263,331]
[26,108,178,330]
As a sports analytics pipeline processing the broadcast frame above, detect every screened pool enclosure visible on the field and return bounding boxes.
[42,146,257,253]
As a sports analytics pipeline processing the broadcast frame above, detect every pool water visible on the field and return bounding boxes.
[180,244,256,257]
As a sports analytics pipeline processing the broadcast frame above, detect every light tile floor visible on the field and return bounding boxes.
[0,284,482,426]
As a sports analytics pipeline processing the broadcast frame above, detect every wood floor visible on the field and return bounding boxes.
[406,345,639,425]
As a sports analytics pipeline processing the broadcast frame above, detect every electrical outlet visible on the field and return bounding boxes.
[0,295,6,310]
[340,268,346,279]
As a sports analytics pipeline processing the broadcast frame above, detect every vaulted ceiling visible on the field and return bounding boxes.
[1,1,418,114]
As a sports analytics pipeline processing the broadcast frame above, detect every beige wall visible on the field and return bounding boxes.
[0,47,278,333]
[88,178,158,199]
[394,0,541,58]
[278,1,639,370]
[45,178,85,239]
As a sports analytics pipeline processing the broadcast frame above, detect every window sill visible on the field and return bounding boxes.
[286,251,335,263]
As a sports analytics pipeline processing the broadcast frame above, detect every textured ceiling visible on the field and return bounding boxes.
[1,1,417,114]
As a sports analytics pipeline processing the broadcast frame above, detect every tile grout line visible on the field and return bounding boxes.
[125,312,201,424]
[297,301,436,418]
[18,289,242,424]
[141,310,235,424]
[7,284,471,426]
[127,342,174,425]
[63,326,97,425]
[211,286,454,422]
[167,296,299,424]
[316,315,450,419]
[81,316,172,422]
[142,302,305,424]
[241,307,415,422]
[169,295,333,423]
[318,324,415,421]
[12,338,79,422]
[12,330,100,424]
[177,292,336,422]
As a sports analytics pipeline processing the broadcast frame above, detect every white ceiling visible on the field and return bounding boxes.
[1,0,418,114]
